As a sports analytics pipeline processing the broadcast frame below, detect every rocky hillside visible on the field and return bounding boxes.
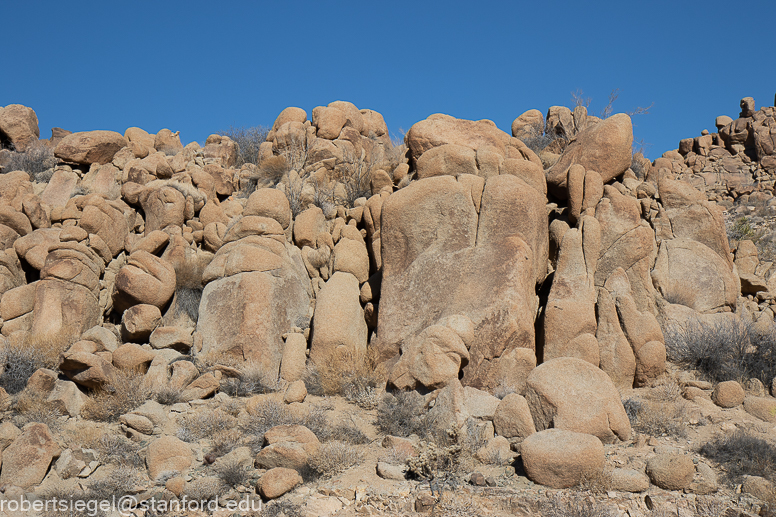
[0,97,774,516]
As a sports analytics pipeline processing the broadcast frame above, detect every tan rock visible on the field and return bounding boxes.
[596,288,636,390]
[55,131,127,165]
[283,380,307,404]
[146,436,193,481]
[524,357,631,443]
[493,393,536,439]
[149,326,193,352]
[511,109,544,139]
[712,380,745,408]
[520,429,604,488]
[646,453,695,490]
[388,324,470,391]
[244,188,292,229]
[0,423,61,489]
[112,343,155,370]
[112,250,176,312]
[46,379,88,417]
[59,351,115,389]
[293,207,326,248]
[180,372,220,401]
[139,184,186,234]
[416,144,478,179]
[0,105,40,152]
[280,333,307,382]
[255,424,320,471]
[310,272,367,367]
[154,129,183,155]
[258,467,302,499]
[610,468,650,492]
[546,114,633,198]
[332,238,369,283]
[121,304,162,342]
[313,106,347,140]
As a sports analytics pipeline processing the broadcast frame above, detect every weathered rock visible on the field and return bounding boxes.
[520,429,605,488]
[610,468,650,492]
[0,105,40,152]
[547,114,633,198]
[112,343,155,370]
[309,272,367,368]
[149,326,193,352]
[154,129,183,155]
[524,357,631,443]
[121,304,162,342]
[596,288,636,390]
[258,467,302,499]
[283,380,307,404]
[376,461,407,480]
[146,436,193,481]
[493,393,536,439]
[46,379,89,417]
[244,188,292,229]
[646,453,695,490]
[0,423,61,489]
[712,380,745,408]
[112,250,176,312]
[376,173,546,391]
[55,131,127,165]
[255,425,320,471]
[280,333,307,382]
[743,396,776,422]
[59,351,115,389]
[332,238,369,283]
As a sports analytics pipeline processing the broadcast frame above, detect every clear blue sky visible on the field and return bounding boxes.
[4,0,775,159]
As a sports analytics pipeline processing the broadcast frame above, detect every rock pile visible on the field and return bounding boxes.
[0,94,775,501]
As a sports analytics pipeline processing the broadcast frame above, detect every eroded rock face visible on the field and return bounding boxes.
[197,226,310,381]
[524,357,631,443]
[54,130,127,165]
[0,104,40,152]
[375,173,547,391]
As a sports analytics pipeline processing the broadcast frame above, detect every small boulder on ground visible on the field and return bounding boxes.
[519,428,605,489]
[146,435,193,481]
[258,467,302,499]
[712,380,745,408]
[0,423,61,489]
[646,453,695,490]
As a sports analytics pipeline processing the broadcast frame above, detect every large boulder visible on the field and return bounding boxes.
[0,423,61,489]
[520,429,605,488]
[646,453,695,490]
[112,250,176,313]
[0,104,40,152]
[524,357,631,443]
[197,234,310,378]
[54,130,127,165]
[146,436,193,481]
[375,173,547,391]
[546,114,633,198]
[309,272,367,368]
[651,238,739,313]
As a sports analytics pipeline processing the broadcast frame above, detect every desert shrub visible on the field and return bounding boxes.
[665,318,776,384]
[81,367,151,422]
[14,391,64,431]
[701,430,776,482]
[262,501,303,517]
[216,459,250,488]
[336,147,376,208]
[155,385,183,405]
[539,493,617,517]
[172,287,203,322]
[184,476,225,503]
[279,134,311,173]
[307,440,364,478]
[626,398,687,438]
[728,215,759,243]
[0,340,54,395]
[318,413,369,445]
[650,377,683,402]
[220,363,279,397]
[207,429,243,458]
[241,399,294,448]
[376,390,430,438]
[306,350,384,409]
[218,126,269,167]
[93,433,145,467]
[41,466,143,517]
[2,140,57,179]
[407,427,467,496]
[521,131,561,155]
[177,409,237,443]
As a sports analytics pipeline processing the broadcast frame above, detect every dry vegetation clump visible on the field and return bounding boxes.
[154,384,184,405]
[91,433,146,468]
[539,493,617,517]
[207,428,244,459]
[81,367,151,422]
[2,140,57,180]
[217,125,269,167]
[41,466,143,517]
[701,430,776,483]
[622,394,688,438]
[376,390,430,438]
[220,362,280,397]
[307,440,364,478]
[176,408,237,443]
[305,350,384,410]
[184,475,226,503]
[665,318,776,385]
[0,336,63,395]
[13,390,64,431]
[215,459,251,488]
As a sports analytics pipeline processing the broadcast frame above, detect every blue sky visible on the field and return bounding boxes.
[3,0,775,158]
